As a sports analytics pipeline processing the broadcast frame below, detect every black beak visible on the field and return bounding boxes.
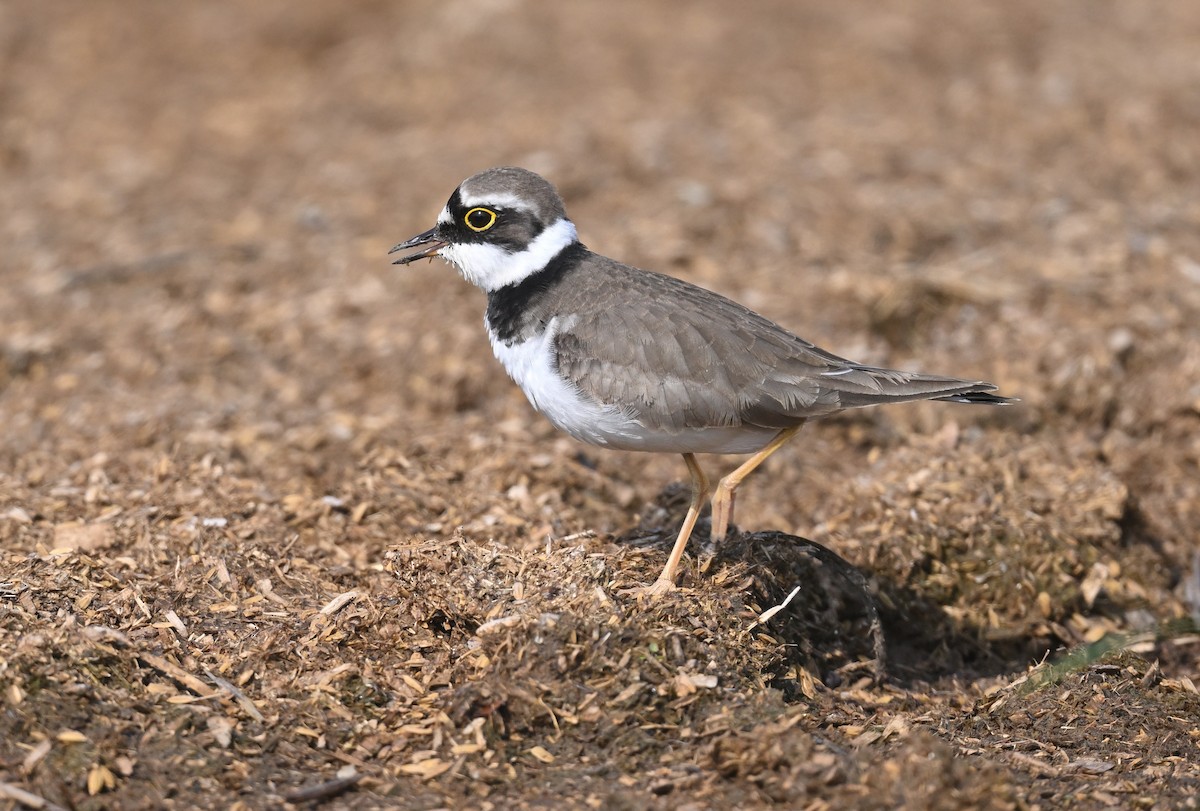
[389,227,448,265]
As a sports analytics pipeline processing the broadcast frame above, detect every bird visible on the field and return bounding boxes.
[390,167,1014,596]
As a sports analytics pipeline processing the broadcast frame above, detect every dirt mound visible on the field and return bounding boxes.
[2,0,1199,807]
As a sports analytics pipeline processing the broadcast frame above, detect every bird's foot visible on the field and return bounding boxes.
[698,522,735,573]
[620,577,677,599]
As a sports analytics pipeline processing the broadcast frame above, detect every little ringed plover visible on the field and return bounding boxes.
[391,167,1014,595]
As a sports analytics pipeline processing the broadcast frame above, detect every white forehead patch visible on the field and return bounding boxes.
[457,189,532,212]
[436,205,454,225]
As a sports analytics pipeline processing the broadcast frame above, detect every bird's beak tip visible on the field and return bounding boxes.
[388,227,446,264]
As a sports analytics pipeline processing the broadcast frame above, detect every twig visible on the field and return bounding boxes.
[320,590,360,615]
[1005,751,1061,778]
[283,771,363,803]
[137,651,214,697]
[204,668,265,722]
[749,585,802,629]
[0,782,70,811]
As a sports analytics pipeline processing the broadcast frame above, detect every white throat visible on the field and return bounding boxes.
[440,217,578,292]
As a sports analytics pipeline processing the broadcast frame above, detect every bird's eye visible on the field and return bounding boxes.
[464,207,497,232]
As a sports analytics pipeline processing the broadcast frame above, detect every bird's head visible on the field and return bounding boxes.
[390,166,579,292]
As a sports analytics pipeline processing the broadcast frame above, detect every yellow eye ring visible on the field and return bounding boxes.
[464,207,497,232]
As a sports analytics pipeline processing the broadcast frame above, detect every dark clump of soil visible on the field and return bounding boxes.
[2,0,1199,808]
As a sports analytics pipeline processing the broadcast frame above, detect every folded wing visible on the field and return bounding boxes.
[553,258,1012,433]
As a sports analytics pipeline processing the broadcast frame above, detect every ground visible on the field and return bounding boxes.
[2,1,1199,808]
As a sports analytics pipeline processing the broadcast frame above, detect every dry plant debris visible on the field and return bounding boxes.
[3,0,1200,808]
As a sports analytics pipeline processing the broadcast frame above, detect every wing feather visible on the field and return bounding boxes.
[551,254,1010,432]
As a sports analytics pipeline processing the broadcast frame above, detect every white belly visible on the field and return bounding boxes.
[487,318,775,454]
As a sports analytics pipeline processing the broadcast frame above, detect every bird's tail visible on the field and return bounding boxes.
[933,389,1018,405]
[827,366,1017,409]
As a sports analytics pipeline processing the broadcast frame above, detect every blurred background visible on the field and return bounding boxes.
[3,1,1200,805]
[3,0,1198,548]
